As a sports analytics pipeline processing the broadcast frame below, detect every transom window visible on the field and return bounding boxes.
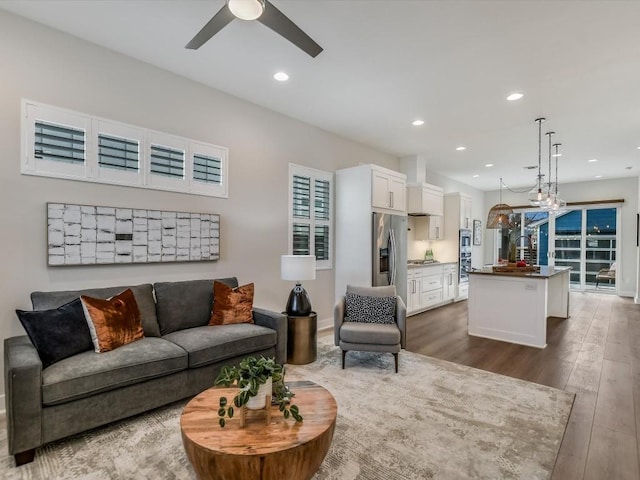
[21,100,228,198]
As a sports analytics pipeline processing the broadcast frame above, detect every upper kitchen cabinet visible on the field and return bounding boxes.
[414,215,443,240]
[371,165,406,213]
[445,192,473,230]
[407,183,444,216]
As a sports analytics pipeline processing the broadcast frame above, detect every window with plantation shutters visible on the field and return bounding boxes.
[22,100,228,198]
[35,121,85,165]
[150,144,185,179]
[193,154,222,184]
[98,133,139,172]
[288,164,333,269]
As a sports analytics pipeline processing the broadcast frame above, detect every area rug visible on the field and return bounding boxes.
[0,336,574,479]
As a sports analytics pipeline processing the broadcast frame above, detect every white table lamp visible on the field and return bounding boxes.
[281,255,316,316]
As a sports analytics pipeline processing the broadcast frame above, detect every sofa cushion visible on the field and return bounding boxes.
[339,322,401,346]
[16,298,93,368]
[154,277,238,335]
[210,281,254,325]
[81,289,145,353]
[31,284,160,337]
[41,337,187,406]
[162,323,276,368]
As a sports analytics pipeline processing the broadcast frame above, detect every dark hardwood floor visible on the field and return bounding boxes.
[405,292,640,479]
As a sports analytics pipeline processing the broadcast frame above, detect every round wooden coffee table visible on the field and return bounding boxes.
[180,380,337,480]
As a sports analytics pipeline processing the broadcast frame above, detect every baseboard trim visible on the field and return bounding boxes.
[318,316,332,331]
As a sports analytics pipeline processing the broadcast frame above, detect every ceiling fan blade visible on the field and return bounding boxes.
[185,4,235,50]
[257,1,323,58]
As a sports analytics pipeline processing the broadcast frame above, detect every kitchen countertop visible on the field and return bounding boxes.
[407,261,457,269]
[469,265,571,279]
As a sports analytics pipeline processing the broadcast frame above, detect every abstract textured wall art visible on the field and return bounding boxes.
[47,203,220,265]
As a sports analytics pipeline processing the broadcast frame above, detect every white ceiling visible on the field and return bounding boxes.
[2,0,639,191]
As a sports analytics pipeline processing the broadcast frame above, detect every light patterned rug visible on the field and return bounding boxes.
[0,335,574,479]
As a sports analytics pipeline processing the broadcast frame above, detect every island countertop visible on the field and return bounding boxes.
[470,265,571,279]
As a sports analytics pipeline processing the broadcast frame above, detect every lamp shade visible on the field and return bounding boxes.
[486,204,515,229]
[281,255,316,282]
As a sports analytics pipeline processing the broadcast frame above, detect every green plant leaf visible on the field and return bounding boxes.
[228,407,234,418]
[283,409,290,419]
[219,418,226,427]
[219,397,227,407]
[218,407,226,417]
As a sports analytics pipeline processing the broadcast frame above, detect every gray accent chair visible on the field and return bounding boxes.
[334,285,406,372]
[4,277,286,466]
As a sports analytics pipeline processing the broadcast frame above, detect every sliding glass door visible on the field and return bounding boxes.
[496,206,618,292]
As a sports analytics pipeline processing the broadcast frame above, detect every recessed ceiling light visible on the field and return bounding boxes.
[472,174,480,178]
[485,163,494,167]
[637,146,640,149]
[456,146,466,151]
[507,93,524,101]
[588,159,598,162]
[273,71,289,82]
[412,119,425,126]
[594,175,603,178]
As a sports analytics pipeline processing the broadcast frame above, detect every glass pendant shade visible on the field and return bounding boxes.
[529,118,547,207]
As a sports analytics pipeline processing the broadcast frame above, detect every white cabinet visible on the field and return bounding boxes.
[428,215,443,240]
[407,263,459,315]
[445,193,473,231]
[371,166,406,213]
[443,263,457,301]
[407,269,422,313]
[421,272,443,308]
[413,215,443,241]
[407,183,444,216]
[460,195,472,230]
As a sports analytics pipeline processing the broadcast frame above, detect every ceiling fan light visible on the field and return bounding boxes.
[227,0,265,20]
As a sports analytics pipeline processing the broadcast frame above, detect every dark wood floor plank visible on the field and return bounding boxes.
[592,359,635,436]
[584,426,640,480]
[551,391,597,480]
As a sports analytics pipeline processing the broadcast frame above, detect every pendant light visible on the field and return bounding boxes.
[551,143,567,212]
[486,177,514,229]
[540,130,556,210]
[528,118,546,206]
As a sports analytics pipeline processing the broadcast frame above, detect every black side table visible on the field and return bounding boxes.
[286,312,317,365]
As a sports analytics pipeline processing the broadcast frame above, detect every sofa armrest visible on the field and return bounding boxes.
[252,308,287,365]
[333,296,346,347]
[395,295,407,349]
[4,336,43,455]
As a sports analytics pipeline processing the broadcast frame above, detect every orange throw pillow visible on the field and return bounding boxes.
[81,288,144,353]
[210,281,254,326]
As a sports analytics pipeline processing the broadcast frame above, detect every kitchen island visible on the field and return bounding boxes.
[468,266,571,348]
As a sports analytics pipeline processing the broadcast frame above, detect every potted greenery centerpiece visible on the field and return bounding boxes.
[214,356,303,427]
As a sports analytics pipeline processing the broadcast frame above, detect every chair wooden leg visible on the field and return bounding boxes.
[393,353,398,373]
[342,350,346,369]
[14,449,35,466]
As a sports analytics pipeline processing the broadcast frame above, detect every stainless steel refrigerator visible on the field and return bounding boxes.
[372,212,407,304]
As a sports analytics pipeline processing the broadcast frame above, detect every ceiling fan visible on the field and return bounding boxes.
[185,0,323,58]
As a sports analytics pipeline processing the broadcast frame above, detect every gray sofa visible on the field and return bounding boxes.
[4,277,286,466]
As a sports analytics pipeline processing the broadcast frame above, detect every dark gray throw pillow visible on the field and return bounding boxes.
[16,298,93,368]
[345,292,396,324]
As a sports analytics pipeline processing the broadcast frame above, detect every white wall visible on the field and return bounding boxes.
[0,10,399,396]
[483,177,639,297]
